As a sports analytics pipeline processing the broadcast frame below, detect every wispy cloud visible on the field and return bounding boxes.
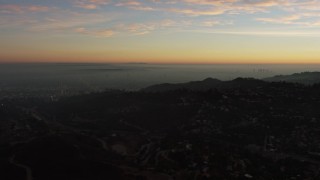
[73,0,111,9]
[182,0,238,5]
[256,14,302,25]
[1,7,114,34]
[256,12,320,27]
[3,0,320,38]
[34,11,115,33]
[73,19,180,37]
[75,27,115,37]
[183,29,320,37]
[201,20,233,27]
[130,0,320,17]
[115,1,142,7]
[168,7,227,16]
[0,4,50,13]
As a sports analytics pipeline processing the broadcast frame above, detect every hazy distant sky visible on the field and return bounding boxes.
[1,0,320,64]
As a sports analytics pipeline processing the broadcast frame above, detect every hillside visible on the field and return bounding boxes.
[264,72,320,84]
[142,77,268,92]
[1,79,320,179]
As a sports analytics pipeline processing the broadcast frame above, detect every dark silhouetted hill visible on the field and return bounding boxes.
[2,76,320,180]
[142,77,267,92]
[264,72,320,84]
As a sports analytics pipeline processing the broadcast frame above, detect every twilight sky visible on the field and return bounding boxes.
[1,0,320,64]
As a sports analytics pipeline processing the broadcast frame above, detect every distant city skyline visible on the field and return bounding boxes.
[1,0,320,64]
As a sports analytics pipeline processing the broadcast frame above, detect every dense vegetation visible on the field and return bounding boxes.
[1,78,320,179]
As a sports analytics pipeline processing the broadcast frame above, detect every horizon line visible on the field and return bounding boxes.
[1,62,320,65]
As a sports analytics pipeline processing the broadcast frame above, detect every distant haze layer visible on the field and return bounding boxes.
[0,63,319,91]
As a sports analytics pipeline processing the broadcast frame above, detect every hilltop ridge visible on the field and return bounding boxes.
[264,71,320,84]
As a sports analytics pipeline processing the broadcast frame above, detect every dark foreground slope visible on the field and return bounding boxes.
[1,79,320,179]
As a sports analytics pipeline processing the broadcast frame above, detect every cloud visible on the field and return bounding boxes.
[201,20,233,27]
[30,11,112,32]
[168,7,227,16]
[125,0,276,16]
[74,0,111,9]
[75,27,115,37]
[0,16,38,27]
[256,14,302,25]
[256,11,320,27]
[125,23,156,35]
[115,1,142,7]
[3,0,320,38]
[183,0,238,5]
[182,29,320,37]
[239,0,287,7]
[1,7,113,33]
[73,19,180,37]
[0,4,49,13]
[66,0,320,19]
[120,19,178,35]
[129,6,155,11]
[133,0,320,17]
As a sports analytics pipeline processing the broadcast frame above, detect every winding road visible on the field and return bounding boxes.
[9,155,33,180]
